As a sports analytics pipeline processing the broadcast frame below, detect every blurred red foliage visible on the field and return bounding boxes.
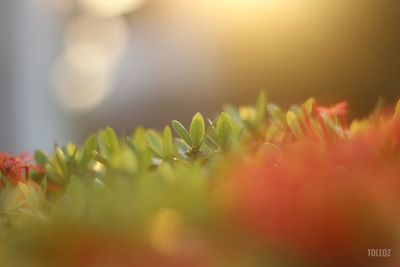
[230,116,400,265]
[0,152,45,186]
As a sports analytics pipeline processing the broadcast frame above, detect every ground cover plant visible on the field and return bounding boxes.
[1,92,400,267]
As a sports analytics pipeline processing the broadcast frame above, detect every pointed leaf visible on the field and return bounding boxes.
[303,97,316,114]
[98,127,120,159]
[256,91,267,125]
[286,111,302,136]
[224,105,244,127]
[239,106,257,124]
[163,126,175,157]
[175,138,190,155]
[267,104,286,125]
[217,112,233,149]
[80,135,97,171]
[172,120,192,146]
[190,113,205,149]
[138,148,153,172]
[146,130,164,158]
[34,150,49,166]
[55,147,68,177]
[132,127,147,152]
[65,143,78,158]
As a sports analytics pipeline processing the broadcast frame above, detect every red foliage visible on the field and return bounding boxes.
[317,101,348,117]
[230,116,400,265]
[0,152,45,186]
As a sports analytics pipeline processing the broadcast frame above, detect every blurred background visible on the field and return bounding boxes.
[0,0,399,153]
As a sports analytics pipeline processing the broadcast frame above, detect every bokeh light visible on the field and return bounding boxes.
[52,16,128,112]
[52,57,112,112]
[80,0,147,18]
[64,16,127,67]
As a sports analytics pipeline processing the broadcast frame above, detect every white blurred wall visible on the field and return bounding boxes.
[0,0,71,153]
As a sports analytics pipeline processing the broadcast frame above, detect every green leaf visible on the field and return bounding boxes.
[224,105,244,127]
[303,97,316,114]
[138,148,153,172]
[175,138,190,154]
[80,135,97,171]
[267,104,286,126]
[118,149,138,174]
[286,111,302,136]
[190,113,205,149]
[163,126,175,157]
[98,127,120,159]
[239,106,257,125]
[216,112,233,149]
[146,130,164,158]
[132,127,147,153]
[172,120,192,146]
[65,143,78,158]
[203,135,219,151]
[256,91,267,125]
[206,118,218,141]
[34,150,48,166]
[55,147,68,177]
